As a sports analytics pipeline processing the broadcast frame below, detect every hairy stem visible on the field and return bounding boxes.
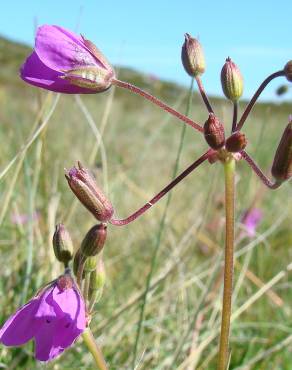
[110,150,210,226]
[218,158,235,370]
[112,78,204,133]
[82,328,108,370]
[195,76,214,113]
[241,151,281,189]
[236,71,284,131]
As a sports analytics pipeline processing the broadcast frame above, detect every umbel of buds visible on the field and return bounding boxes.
[66,162,114,222]
[284,61,292,82]
[271,119,292,181]
[53,224,73,266]
[181,33,205,77]
[225,131,247,152]
[80,224,107,257]
[204,113,225,150]
[221,57,243,101]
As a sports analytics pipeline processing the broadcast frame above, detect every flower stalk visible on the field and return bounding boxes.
[218,158,235,370]
[111,78,204,133]
[82,328,108,370]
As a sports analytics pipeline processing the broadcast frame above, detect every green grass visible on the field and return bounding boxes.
[0,37,291,370]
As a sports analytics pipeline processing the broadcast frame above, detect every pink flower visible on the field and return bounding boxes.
[241,208,263,237]
[0,273,86,362]
[20,25,115,94]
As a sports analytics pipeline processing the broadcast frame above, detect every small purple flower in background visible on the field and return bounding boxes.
[241,208,263,237]
[11,210,40,225]
[0,272,86,362]
[21,25,115,94]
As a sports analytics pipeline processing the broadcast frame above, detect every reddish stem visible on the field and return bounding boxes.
[110,150,211,226]
[231,101,238,133]
[241,151,281,189]
[195,76,214,114]
[236,70,285,131]
[112,79,204,133]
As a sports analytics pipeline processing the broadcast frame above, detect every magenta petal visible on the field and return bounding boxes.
[21,51,95,94]
[34,320,64,361]
[51,285,86,330]
[35,25,97,72]
[0,299,40,346]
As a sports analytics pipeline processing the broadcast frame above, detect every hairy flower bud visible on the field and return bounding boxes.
[221,57,243,101]
[52,224,73,266]
[284,61,292,82]
[80,224,107,257]
[66,162,114,222]
[225,131,247,152]
[181,33,205,77]
[88,259,106,304]
[204,113,225,150]
[271,119,292,181]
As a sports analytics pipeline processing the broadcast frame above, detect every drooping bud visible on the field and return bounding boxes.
[73,249,85,279]
[52,224,73,266]
[271,119,292,181]
[88,259,106,304]
[221,57,243,101]
[204,113,225,150]
[284,61,292,82]
[276,85,289,96]
[80,224,107,257]
[66,162,114,222]
[225,131,247,152]
[181,33,205,77]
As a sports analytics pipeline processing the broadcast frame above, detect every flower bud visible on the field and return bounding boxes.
[80,224,107,257]
[284,61,292,82]
[221,57,243,101]
[84,256,98,273]
[88,259,106,303]
[52,224,73,266]
[225,131,247,152]
[66,162,114,222]
[204,113,225,150]
[181,33,205,77]
[73,249,85,279]
[271,119,292,181]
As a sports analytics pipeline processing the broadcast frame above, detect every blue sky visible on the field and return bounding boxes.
[1,0,292,100]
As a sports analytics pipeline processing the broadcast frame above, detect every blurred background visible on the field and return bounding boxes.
[0,1,291,369]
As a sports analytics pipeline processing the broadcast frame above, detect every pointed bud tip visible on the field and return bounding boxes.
[181,33,205,77]
[66,163,114,222]
[221,57,243,101]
